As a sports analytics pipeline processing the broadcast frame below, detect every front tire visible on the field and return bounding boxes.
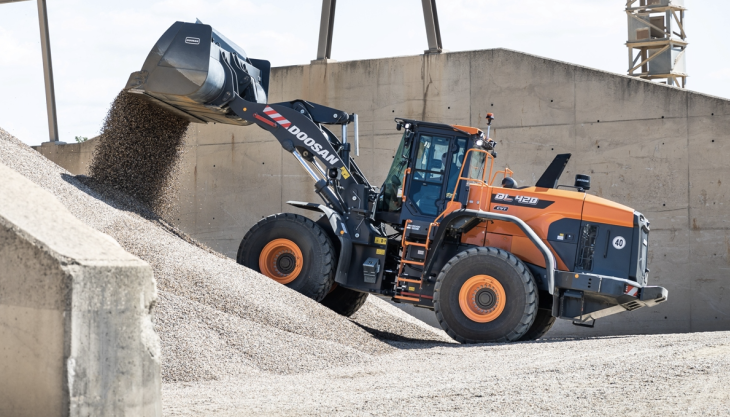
[237,213,335,301]
[433,247,537,343]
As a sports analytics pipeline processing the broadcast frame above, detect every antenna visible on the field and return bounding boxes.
[625,0,687,88]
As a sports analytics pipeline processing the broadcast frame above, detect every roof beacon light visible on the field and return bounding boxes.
[485,112,495,141]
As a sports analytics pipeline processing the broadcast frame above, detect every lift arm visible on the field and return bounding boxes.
[226,96,366,213]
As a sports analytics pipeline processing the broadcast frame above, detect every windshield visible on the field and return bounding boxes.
[446,138,467,199]
[467,150,487,182]
[377,132,412,213]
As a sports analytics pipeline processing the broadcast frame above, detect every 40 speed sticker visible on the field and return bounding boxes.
[612,236,626,250]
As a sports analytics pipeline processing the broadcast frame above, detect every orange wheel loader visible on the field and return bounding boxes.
[125,21,667,343]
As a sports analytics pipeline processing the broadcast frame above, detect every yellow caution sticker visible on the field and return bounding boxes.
[376,249,385,255]
[340,166,351,179]
[408,286,416,292]
[374,237,387,245]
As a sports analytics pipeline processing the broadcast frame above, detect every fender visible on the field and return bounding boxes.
[286,201,352,285]
[422,209,558,295]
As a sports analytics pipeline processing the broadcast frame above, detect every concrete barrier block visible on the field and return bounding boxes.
[33,138,98,176]
[0,163,160,417]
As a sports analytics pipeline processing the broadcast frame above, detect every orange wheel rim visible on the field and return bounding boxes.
[458,275,506,323]
[258,239,303,284]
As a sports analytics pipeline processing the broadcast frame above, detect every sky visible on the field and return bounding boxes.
[1,0,729,146]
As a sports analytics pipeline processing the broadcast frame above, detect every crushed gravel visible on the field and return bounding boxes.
[0,126,451,384]
[162,331,730,416]
[88,92,189,219]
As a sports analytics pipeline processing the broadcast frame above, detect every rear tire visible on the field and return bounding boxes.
[433,247,537,344]
[321,284,369,317]
[237,213,335,301]
[518,309,555,341]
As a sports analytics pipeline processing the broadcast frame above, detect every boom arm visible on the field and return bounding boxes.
[227,95,370,214]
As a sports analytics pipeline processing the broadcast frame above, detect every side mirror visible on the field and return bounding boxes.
[575,174,591,190]
[502,177,517,189]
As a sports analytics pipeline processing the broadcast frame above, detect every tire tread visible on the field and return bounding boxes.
[237,213,335,301]
[433,247,537,344]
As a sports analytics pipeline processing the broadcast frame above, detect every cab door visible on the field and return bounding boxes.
[402,132,469,222]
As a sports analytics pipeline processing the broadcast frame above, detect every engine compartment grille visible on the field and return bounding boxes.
[576,224,598,271]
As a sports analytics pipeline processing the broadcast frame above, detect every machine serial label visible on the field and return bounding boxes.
[492,193,554,209]
[376,249,385,255]
[185,37,200,45]
[495,193,538,205]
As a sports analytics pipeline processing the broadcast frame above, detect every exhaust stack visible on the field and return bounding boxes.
[125,21,270,125]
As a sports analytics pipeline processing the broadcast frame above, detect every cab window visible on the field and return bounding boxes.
[445,138,467,199]
[410,135,449,216]
[467,150,487,182]
[377,132,412,213]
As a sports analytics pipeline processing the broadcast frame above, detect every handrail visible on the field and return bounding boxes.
[490,167,514,186]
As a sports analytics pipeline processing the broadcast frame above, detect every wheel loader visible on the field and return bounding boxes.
[125,21,668,343]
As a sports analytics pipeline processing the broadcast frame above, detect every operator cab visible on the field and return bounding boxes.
[376,119,493,226]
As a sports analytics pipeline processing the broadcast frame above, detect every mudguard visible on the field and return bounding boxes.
[286,201,352,284]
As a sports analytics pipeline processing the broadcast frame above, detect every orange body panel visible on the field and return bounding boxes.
[437,200,465,222]
[486,186,584,270]
[462,223,487,246]
[455,180,636,272]
[484,233,512,252]
[465,184,492,210]
[486,186,585,236]
[458,184,587,271]
[582,194,634,227]
[452,124,483,135]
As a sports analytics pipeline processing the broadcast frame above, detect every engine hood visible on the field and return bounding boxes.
[582,194,634,227]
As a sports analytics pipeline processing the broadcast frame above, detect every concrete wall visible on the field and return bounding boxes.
[0,163,160,416]
[35,48,730,337]
[35,138,97,175]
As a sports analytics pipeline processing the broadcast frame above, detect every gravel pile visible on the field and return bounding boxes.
[88,92,189,219]
[163,331,730,416]
[0,127,451,383]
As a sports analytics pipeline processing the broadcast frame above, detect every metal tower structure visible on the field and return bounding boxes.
[626,0,687,87]
[316,0,442,61]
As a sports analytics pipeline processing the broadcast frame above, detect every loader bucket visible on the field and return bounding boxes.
[124,21,270,125]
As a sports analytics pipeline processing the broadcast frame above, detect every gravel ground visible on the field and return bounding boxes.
[0,127,450,384]
[163,331,730,416]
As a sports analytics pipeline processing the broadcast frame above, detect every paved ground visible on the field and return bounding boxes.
[163,331,730,416]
